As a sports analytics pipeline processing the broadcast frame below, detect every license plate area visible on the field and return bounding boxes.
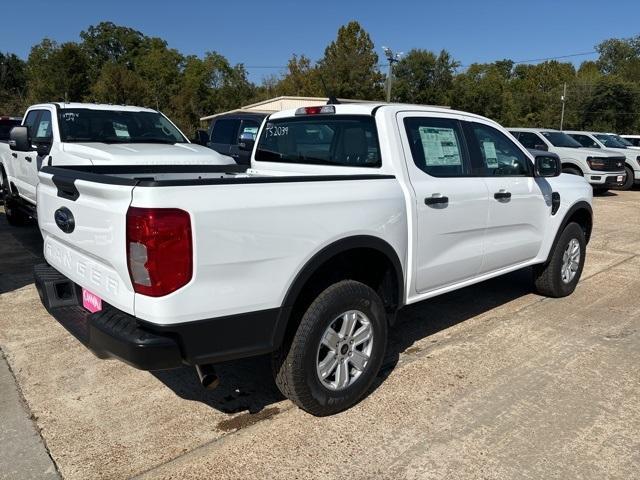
[82,288,103,313]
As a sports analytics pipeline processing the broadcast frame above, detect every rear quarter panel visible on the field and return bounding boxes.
[130,178,407,325]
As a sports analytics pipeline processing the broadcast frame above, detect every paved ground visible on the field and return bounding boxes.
[0,189,638,480]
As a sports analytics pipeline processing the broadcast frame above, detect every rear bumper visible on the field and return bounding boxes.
[34,263,287,370]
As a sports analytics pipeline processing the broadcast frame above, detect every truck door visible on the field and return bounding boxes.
[208,118,240,159]
[12,109,41,202]
[24,109,54,203]
[230,119,260,165]
[397,112,490,294]
[463,119,549,273]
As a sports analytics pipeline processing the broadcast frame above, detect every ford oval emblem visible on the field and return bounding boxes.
[54,207,75,234]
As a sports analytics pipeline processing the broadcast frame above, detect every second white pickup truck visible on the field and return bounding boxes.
[33,103,593,416]
[0,102,234,225]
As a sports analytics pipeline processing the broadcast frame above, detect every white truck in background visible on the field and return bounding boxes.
[565,130,640,191]
[34,103,593,416]
[0,103,235,225]
[509,127,626,193]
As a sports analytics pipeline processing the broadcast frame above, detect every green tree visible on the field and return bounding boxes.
[26,40,89,103]
[392,49,459,105]
[596,36,640,81]
[582,76,640,132]
[317,21,384,99]
[275,54,322,97]
[135,38,183,110]
[90,62,147,105]
[0,52,27,114]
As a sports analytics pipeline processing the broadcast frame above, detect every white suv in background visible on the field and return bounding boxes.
[509,128,626,193]
[565,131,640,191]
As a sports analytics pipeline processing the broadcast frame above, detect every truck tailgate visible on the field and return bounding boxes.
[37,172,136,315]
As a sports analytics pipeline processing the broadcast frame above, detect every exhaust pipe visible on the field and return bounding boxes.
[195,364,220,390]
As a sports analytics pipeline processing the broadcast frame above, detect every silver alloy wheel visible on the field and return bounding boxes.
[316,310,374,391]
[561,238,581,284]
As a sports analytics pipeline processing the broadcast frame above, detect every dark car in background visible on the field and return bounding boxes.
[194,112,267,165]
[0,116,22,142]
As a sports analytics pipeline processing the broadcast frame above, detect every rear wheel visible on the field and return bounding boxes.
[272,280,387,416]
[1,170,29,226]
[533,222,586,298]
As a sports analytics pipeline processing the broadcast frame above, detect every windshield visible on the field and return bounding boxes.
[594,134,627,149]
[541,131,582,148]
[255,115,381,167]
[611,134,633,147]
[58,109,187,144]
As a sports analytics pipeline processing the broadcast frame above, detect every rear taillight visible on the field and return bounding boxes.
[126,207,192,297]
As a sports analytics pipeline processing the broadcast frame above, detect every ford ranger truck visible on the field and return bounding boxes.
[33,103,593,416]
[0,103,235,226]
[509,127,626,193]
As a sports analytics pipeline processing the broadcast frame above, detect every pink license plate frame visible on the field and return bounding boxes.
[82,288,103,313]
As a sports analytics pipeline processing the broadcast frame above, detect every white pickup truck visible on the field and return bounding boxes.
[33,103,593,416]
[0,102,234,225]
[509,127,626,193]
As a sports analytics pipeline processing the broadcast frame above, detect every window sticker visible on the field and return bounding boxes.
[418,127,461,166]
[482,141,499,168]
[113,122,130,138]
[243,127,258,135]
[36,121,50,138]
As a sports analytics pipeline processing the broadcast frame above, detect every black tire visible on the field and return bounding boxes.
[272,280,387,416]
[563,166,582,176]
[1,170,29,226]
[616,165,634,191]
[533,222,586,298]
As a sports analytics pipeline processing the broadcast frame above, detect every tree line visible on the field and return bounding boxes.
[1,21,639,135]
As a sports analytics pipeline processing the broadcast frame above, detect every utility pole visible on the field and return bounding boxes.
[382,47,403,102]
[559,82,567,130]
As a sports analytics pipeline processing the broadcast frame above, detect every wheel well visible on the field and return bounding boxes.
[566,207,593,244]
[277,242,403,348]
[561,163,583,175]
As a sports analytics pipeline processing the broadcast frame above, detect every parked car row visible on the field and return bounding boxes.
[509,127,639,192]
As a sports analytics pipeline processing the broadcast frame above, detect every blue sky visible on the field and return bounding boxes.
[2,0,639,82]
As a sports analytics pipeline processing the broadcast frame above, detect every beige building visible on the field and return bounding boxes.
[200,96,378,122]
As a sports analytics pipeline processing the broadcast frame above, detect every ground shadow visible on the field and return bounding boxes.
[0,210,42,294]
[153,267,536,415]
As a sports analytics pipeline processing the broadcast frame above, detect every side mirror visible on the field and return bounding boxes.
[9,126,32,152]
[193,129,209,146]
[238,132,256,151]
[534,155,561,177]
[534,143,548,151]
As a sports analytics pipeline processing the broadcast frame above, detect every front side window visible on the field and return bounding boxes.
[255,115,380,167]
[541,131,582,148]
[468,123,531,176]
[32,110,53,142]
[569,134,599,149]
[404,117,469,177]
[58,109,187,144]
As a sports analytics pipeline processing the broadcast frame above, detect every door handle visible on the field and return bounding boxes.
[494,190,511,201]
[11,152,17,158]
[25,156,32,162]
[425,195,449,206]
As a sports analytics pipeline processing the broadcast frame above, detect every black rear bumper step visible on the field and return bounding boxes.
[34,263,182,370]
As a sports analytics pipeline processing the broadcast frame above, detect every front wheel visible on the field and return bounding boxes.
[615,166,635,191]
[533,222,586,298]
[272,280,387,416]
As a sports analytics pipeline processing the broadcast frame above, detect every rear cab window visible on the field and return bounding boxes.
[255,115,381,168]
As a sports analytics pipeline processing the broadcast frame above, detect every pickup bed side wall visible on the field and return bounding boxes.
[130,178,408,325]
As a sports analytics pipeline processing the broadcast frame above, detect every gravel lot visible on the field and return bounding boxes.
[0,190,638,480]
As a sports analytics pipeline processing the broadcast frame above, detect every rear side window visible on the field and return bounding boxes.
[404,117,469,177]
[514,131,545,150]
[211,119,241,145]
[255,115,381,167]
[569,134,599,149]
